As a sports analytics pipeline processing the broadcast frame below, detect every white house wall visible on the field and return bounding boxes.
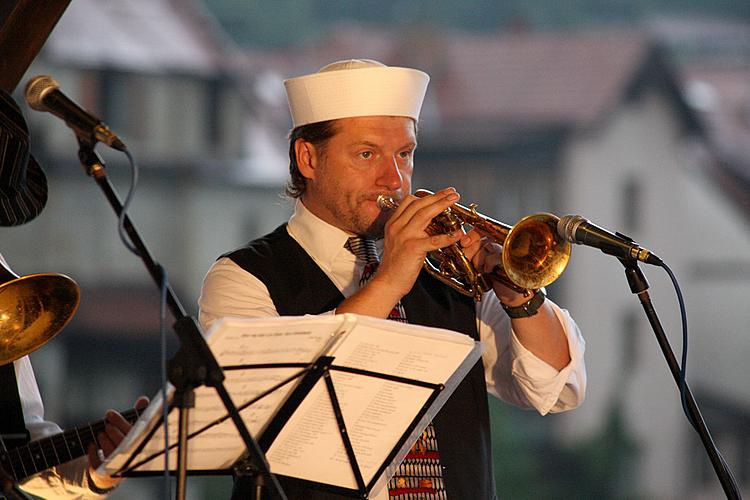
[678,167,750,402]
[0,171,292,311]
[21,62,245,168]
[558,87,750,498]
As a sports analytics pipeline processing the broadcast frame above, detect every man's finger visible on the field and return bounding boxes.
[459,230,482,259]
[481,243,503,273]
[407,190,460,230]
[87,444,102,468]
[422,231,463,252]
[389,188,458,232]
[105,410,133,435]
[97,431,117,456]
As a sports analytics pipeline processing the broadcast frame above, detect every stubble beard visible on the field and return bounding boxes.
[328,193,390,240]
[312,155,394,240]
[362,209,390,240]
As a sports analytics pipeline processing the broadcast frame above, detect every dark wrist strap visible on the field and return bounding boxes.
[501,289,546,318]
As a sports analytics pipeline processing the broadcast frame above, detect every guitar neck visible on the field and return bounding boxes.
[0,407,140,483]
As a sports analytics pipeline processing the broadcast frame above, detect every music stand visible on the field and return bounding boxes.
[75,143,284,498]
[101,314,482,498]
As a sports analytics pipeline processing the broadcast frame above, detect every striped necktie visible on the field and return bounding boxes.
[344,237,447,499]
[345,237,408,322]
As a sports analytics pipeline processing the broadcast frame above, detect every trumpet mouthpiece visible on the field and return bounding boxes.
[376,194,398,210]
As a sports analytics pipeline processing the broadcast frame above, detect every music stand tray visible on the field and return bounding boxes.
[100,313,481,498]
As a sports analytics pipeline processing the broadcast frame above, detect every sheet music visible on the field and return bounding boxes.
[267,316,478,489]
[103,315,345,474]
[101,314,481,497]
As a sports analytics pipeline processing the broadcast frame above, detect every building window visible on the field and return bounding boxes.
[619,308,640,373]
[206,77,221,151]
[100,71,149,141]
[621,176,641,234]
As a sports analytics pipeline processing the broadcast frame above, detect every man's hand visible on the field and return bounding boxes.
[459,230,529,306]
[86,396,149,491]
[460,230,571,369]
[336,187,463,319]
[375,187,463,297]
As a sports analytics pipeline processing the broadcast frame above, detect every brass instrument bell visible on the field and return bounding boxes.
[0,261,80,365]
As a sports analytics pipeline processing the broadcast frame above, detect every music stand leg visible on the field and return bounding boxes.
[174,388,195,500]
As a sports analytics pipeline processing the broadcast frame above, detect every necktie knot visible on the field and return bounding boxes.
[345,237,379,265]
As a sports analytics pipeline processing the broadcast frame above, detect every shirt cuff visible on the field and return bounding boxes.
[508,303,586,415]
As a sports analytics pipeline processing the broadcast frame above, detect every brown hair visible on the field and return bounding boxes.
[285,120,338,198]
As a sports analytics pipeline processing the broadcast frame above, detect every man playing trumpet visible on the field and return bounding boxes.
[199,59,587,499]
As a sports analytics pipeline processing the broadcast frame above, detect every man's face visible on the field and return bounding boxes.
[298,116,416,238]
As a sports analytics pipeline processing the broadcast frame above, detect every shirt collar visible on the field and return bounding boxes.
[287,199,356,271]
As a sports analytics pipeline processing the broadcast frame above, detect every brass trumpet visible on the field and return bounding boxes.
[377,189,571,301]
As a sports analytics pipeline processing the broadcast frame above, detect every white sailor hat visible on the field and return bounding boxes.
[284,59,429,128]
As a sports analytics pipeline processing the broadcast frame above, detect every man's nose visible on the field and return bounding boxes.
[377,156,403,190]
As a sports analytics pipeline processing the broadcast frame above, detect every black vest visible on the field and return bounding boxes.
[0,362,28,448]
[224,224,496,500]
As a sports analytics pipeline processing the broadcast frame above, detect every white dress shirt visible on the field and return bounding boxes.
[199,200,586,415]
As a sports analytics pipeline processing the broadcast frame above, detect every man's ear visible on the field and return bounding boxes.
[294,139,318,180]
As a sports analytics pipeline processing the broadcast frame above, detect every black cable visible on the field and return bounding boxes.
[659,262,693,428]
[118,148,140,256]
[158,264,171,500]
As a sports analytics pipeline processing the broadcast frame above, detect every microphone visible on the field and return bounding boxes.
[25,75,126,151]
[557,215,663,265]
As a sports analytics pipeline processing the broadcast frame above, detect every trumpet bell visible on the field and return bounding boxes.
[0,273,80,365]
[503,213,571,290]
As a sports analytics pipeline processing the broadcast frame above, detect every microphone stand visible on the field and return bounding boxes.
[619,258,740,499]
[76,141,286,500]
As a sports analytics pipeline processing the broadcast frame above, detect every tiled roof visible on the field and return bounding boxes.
[682,65,750,216]
[683,66,750,173]
[431,31,650,127]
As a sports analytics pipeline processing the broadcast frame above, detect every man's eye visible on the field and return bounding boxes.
[399,150,413,159]
[360,151,373,159]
